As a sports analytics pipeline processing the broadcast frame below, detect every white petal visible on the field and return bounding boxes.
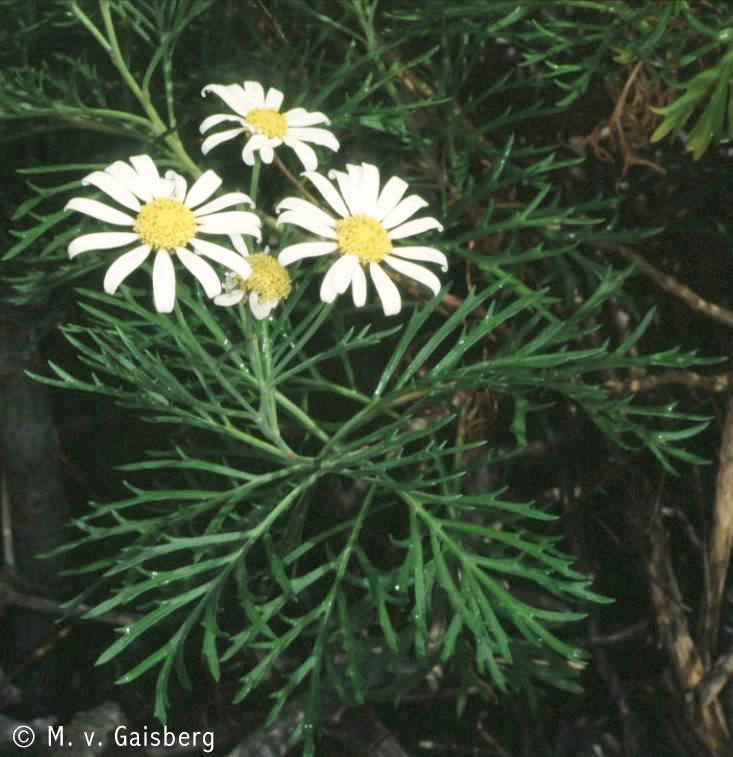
[197,224,260,241]
[68,232,139,258]
[276,197,336,229]
[201,127,244,155]
[196,211,262,238]
[194,192,254,217]
[359,163,380,217]
[259,142,275,164]
[346,164,364,214]
[153,250,176,313]
[157,176,176,199]
[184,170,223,209]
[388,216,444,240]
[285,108,331,127]
[130,155,162,197]
[287,127,340,152]
[351,261,367,307]
[328,168,360,216]
[391,246,448,271]
[82,171,141,212]
[283,137,317,171]
[333,254,359,294]
[177,247,222,298]
[249,291,274,320]
[277,210,338,239]
[201,83,249,115]
[381,195,429,230]
[229,233,248,255]
[65,198,135,226]
[370,263,402,316]
[263,87,284,110]
[243,81,266,107]
[189,238,252,279]
[319,259,341,303]
[165,170,187,202]
[242,134,267,165]
[214,290,245,307]
[103,245,150,293]
[278,241,337,267]
[319,255,357,303]
[197,221,261,242]
[200,113,243,133]
[374,176,409,220]
[105,161,153,202]
[302,171,350,218]
[384,255,441,295]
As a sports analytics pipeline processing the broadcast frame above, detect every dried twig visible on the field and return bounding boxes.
[605,370,733,395]
[477,711,516,757]
[575,619,648,647]
[700,396,733,662]
[0,580,139,627]
[646,502,730,753]
[224,692,337,757]
[272,154,318,205]
[590,615,642,755]
[0,466,13,569]
[699,649,733,708]
[326,708,410,757]
[597,242,733,330]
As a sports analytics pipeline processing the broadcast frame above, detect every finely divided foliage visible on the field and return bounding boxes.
[1,1,720,754]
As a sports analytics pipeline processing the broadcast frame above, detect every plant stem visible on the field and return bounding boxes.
[249,154,262,205]
[273,154,318,204]
[87,0,201,178]
[275,390,330,443]
[242,304,295,457]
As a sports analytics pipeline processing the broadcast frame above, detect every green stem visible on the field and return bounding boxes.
[275,391,330,444]
[93,0,201,178]
[242,304,295,457]
[260,317,279,432]
[273,154,318,204]
[249,155,262,205]
[69,2,111,52]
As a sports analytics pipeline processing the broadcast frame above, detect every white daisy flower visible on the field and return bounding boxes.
[65,155,261,313]
[276,162,447,316]
[200,80,339,171]
[214,246,292,320]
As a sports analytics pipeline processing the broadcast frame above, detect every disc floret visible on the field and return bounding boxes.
[246,109,287,140]
[336,214,392,265]
[134,198,197,250]
[244,254,292,302]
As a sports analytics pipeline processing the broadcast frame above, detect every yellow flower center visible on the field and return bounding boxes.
[134,198,196,250]
[246,108,287,140]
[244,254,291,302]
[336,214,392,264]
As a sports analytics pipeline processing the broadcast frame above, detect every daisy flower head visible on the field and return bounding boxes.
[65,155,261,313]
[276,163,447,316]
[214,246,292,320]
[200,80,339,171]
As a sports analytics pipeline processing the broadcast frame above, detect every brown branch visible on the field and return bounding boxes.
[647,506,705,685]
[700,396,733,662]
[575,618,648,647]
[605,370,733,395]
[0,581,139,627]
[597,242,733,330]
[0,467,12,570]
[590,615,642,755]
[272,154,318,205]
[477,712,516,757]
[646,503,730,753]
[699,649,733,708]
